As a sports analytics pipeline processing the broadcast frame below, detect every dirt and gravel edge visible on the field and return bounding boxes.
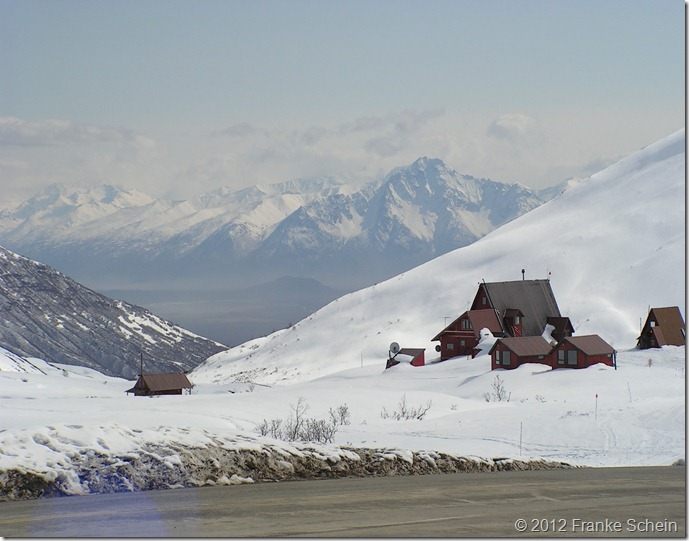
[0,443,573,501]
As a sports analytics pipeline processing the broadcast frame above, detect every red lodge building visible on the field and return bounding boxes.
[433,279,571,360]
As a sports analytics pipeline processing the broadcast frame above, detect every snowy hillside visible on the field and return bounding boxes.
[0,130,683,500]
[193,129,685,386]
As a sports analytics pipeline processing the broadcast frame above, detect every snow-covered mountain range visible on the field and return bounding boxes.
[0,159,566,344]
[0,160,559,284]
[0,246,226,378]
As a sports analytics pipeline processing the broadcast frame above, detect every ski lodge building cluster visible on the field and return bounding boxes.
[430,278,619,370]
[392,277,685,371]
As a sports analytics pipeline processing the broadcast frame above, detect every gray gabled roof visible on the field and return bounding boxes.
[490,336,553,357]
[482,280,561,336]
[127,372,193,394]
[561,335,615,356]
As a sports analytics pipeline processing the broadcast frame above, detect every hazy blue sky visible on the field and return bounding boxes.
[0,0,684,205]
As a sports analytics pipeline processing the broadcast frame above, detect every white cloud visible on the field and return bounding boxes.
[1,111,676,205]
[0,117,152,148]
[486,113,542,143]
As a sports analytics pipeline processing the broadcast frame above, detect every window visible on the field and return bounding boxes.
[557,350,564,364]
[494,349,511,365]
[447,343,454,351]
[461,319,472,330]
[567,350,577,366]
[514,316,520,325]
[460,340,465,346]
[481,296,487,306]
[494,350,507,365]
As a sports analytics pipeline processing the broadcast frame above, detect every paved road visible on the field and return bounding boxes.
[0,467,684,537]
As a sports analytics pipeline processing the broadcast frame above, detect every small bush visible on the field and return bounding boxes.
[329,403,351,426]
[381,394,432,421]
[256,397,345,444]
[483,375,511,402]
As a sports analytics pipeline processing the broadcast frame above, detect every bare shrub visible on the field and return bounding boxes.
[329,403,351,426]
[381,394,432,421]
[483,375,511,402]
[256,397,345,444]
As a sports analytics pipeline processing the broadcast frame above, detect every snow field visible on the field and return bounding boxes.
[0,129,684,497]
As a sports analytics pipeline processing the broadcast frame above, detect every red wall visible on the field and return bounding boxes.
[440,334,477,360]
[551,343,614,369]
[491,343,549,370]
[492,342,614,370]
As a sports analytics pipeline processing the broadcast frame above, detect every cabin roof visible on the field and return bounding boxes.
[546,316,575,333]
[468,309,503,334]
[560,335,615,356]
[480,280,561,336]
[397,348,425,358]
[127,372,193,394]
[490,336,553,357]
[431,309,502,341]
[646,306,686,346]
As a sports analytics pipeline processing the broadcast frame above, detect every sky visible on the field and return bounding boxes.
[0,0,684,207]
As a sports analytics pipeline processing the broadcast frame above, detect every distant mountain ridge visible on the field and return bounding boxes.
[0,158,572,344]
[0,158,567,288]
[0,246,227,378]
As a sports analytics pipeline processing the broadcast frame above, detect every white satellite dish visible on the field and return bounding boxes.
[389,342,401,355]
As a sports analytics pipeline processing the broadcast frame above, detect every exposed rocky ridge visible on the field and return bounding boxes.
[0,442,573,501]
[0,246,227,378]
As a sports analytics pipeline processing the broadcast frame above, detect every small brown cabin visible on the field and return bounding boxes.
[490,336,553,370]
[637,307,686,349]
[551,335,616,369]
[126,373,193,396]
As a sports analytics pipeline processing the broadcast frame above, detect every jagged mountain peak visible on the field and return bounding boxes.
[409,156,447,171]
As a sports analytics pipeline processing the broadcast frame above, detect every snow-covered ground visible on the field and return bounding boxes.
[0,129,684,497]
[0,343,684,498]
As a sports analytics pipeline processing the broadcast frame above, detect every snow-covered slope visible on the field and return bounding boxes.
[0,131,683,499]
[0,246,227,378]
[193,129,685,386]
